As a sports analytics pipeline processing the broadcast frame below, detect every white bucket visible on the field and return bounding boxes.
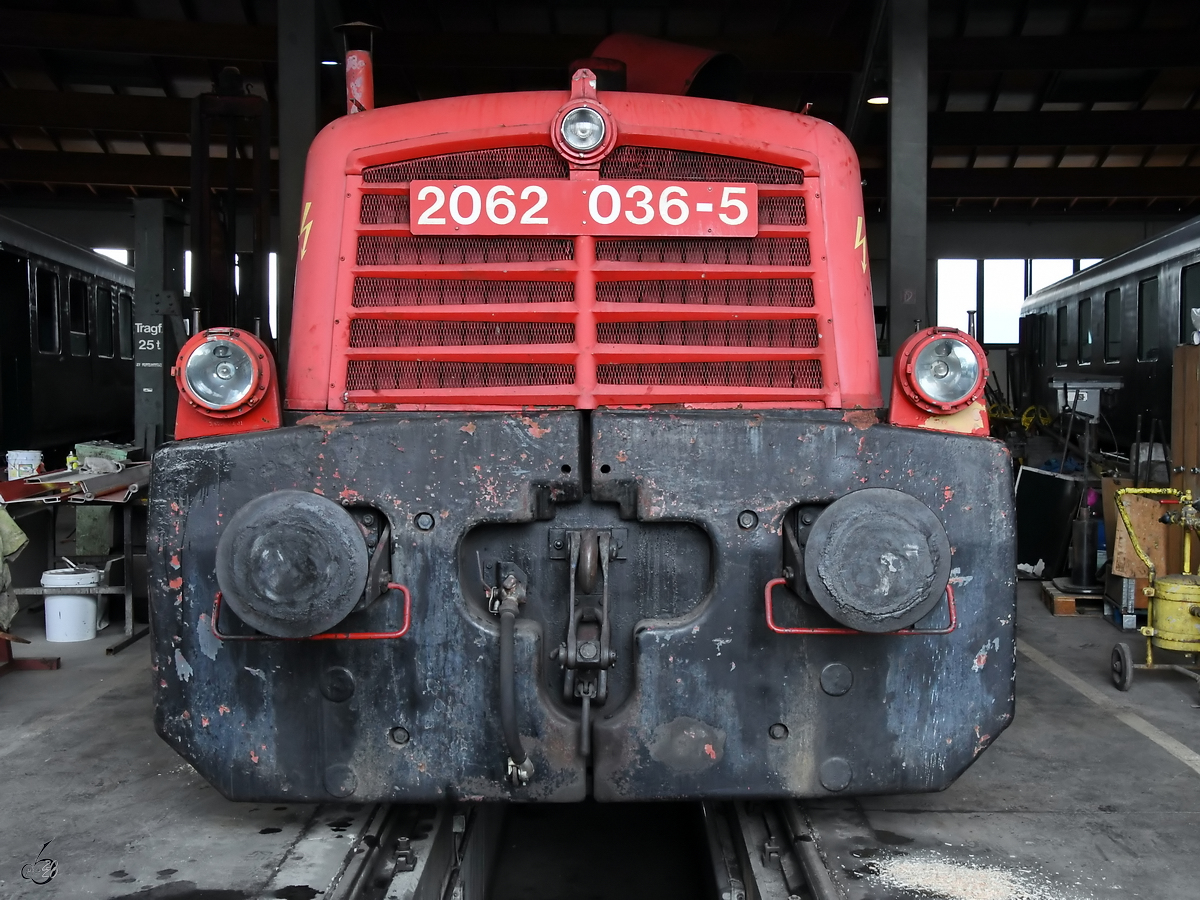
[42,567,104,642]
[7,449,43,480]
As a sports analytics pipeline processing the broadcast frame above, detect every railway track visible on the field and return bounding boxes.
[255,800,852,900]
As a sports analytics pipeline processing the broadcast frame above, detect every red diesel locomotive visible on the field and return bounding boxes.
[150,39,1014,803]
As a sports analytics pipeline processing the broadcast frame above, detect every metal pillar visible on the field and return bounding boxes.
[132,199,186,451]
[887,0,929,352]
[277,0,319,380]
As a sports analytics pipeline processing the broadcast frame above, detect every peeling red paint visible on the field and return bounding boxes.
[297,413,343,432]
[218,704,231,715]
[943,486,954,502]
[250,750,259,763]
[168,577,183,590]
[201,716,210,727]
[703,743,717,760]
[169,554,181,568]
[616,450,628,462]
[460,422,476,434]
[844,409,877,430]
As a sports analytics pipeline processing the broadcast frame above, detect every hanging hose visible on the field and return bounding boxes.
[498,596,533,784]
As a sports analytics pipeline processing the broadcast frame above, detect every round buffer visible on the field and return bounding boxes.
[804,488,951,633]
[216,490,369,638]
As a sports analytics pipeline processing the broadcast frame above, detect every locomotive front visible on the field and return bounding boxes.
[149,69,1016,802]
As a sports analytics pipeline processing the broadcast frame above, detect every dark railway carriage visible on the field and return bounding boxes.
[149,59,1016,803]
[1019,215,1200,451]
[0,214,135,455]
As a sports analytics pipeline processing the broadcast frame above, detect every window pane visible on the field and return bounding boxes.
[34,268,59,354]
[1040,313,1050,366]
[118,292,133,359]
[1079,258,1102,271]
[982,259,1024,344]
[1138,276,1159,361]
[95,287,115,358]
[936,259,977,334]
[1181,263,1200,344]
[1031,258,1074,293]
[1077,298,1092,363]
[1056,306,1069,365]
[1104,288,1122,361]
[68,277,89,356]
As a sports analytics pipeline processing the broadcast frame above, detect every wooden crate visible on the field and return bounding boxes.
[1041,581,1105,617]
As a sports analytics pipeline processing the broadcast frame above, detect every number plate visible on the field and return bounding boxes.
[408,180,758,237]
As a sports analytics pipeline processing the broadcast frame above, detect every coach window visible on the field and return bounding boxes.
[68,277,90,356]
[34,267,59,354]
[1138,276,1159,361]
[1104,288,1121,362]
[1077,298,1092,364]
[1182,263,1200,344]
[94,286,115,358]
[117,292,134,359]
[1055,306,1069,365]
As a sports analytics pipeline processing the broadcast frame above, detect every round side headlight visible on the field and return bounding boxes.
[560,106,606,152]
[899,328,987,413]
[175,329,270,416]
[185,338,256,410]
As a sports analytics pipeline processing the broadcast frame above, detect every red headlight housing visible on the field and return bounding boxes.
[888,328,989,435]
[172,328,281,439]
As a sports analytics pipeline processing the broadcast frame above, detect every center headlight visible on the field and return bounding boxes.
[560,107,605,152]
[185,338,256,410]
[912,337,981,406]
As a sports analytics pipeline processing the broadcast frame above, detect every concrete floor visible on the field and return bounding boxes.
[1,581,1198,899]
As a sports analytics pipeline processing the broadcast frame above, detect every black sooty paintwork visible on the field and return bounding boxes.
[148,409,1016,802]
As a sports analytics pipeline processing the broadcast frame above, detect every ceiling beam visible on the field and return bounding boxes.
[928,111,1200,147]
[0,14,1193,74]
[0,91,277,135]
[914,167,1200,199]
[0,150,276,189]
[928,33,1198,72]
[0,10,275,61]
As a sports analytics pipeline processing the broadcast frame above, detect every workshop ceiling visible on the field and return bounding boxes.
[0,0,1197,216]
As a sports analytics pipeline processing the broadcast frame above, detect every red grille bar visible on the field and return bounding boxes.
[596,319,818,348]
[352,278,573,307]
[597,361,822,388]
[350,320,575,347]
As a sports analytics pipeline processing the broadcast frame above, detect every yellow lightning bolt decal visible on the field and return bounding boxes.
[298,201,314,260]
[854,215,868,273]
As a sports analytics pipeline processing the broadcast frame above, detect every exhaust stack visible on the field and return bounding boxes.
[336,22,380,115]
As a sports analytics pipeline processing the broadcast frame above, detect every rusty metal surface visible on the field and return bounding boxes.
[149,409,1015,802]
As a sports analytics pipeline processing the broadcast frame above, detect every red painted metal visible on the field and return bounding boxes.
[887,327,990,436]
[407,179,758,237]
[173,329,282,439]
[592,33,731,96]
[345,49,374,114]
[210,584,412,641]
[288,85,878,412]
[763,577,958,636]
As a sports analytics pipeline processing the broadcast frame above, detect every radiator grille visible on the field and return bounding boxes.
[352,279,573,308]
[601,146,804,184]
[363,146,568,184]
[597,360,822,388]
[350,320,575,347]
[343,147,834,407]
[347,360,576,390]
[596,279,814,307]
[596,238,810,267]
[596,319,818,348]
[357,236,573,266]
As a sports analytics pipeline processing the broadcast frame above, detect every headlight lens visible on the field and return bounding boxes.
[912,337,981,406]
[185,338,256,409]
[560,107,605,152]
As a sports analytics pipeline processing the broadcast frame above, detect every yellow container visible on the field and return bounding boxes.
[1149,574,1200,652]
